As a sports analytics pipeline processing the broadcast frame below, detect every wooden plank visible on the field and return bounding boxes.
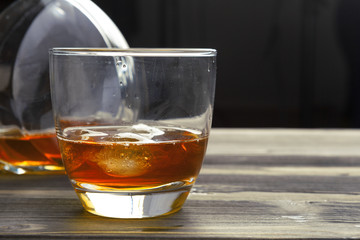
[1,129,360,239]
[207,128,360,157]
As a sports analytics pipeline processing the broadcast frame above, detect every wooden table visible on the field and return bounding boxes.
[1,128,360,239]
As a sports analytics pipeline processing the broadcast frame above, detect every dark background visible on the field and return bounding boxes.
[2,0,360,128]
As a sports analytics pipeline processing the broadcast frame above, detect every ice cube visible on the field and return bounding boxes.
[132,123,164,139]
[60,141,86,172]
[95,145,151,177]
[80,129,108,141]
[63,127,109,140]
[113,132,155,143]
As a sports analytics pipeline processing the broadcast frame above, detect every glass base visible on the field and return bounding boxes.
[75,186,191,218]
[0,160,65,175]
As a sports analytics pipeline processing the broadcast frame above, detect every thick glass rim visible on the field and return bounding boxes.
[49,48,217,57]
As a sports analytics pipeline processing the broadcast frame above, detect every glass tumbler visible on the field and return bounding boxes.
[0,0,128,175]
[49,48,216,218]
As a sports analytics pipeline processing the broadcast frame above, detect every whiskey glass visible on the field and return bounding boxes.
[49,48,216,218]
[0,0,128,174]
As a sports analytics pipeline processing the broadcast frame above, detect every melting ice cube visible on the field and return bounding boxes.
[80,129,108,141]
[94,145,152,177]
[113,132,156,143]
[131,123,164,139]
[63,127,109,141]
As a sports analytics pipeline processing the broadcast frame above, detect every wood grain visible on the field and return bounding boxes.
[1,128,360,239]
